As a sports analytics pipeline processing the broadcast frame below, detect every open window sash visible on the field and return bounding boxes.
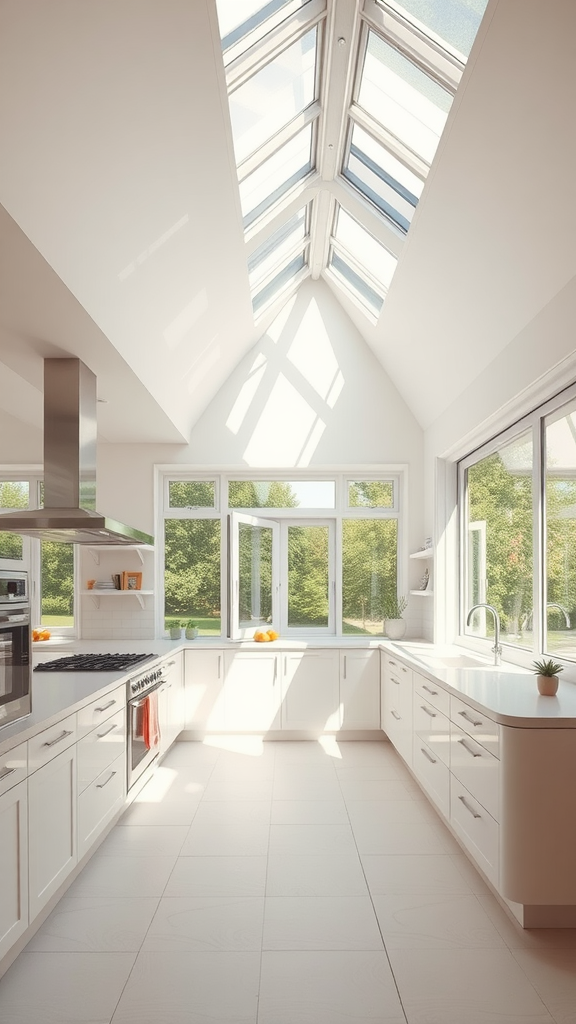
[229,512,280,640]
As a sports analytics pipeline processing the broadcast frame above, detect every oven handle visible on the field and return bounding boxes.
[128,677,166,708]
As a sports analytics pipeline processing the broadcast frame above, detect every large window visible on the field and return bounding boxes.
[459,383,576,664]
[161,471,402,638]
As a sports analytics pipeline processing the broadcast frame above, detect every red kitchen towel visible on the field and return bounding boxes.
[143,690,160,750]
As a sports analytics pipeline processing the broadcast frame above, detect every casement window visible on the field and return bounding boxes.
[161,471,402,638]
[458,381,576,664]
[0,475,76,634]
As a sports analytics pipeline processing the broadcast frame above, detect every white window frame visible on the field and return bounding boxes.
[229,511,280,640]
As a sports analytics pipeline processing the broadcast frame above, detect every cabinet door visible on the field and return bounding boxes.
[0,780,28,960]
[28,744,77,922]
[223,651,281,732]
[340,650,380,729]
[381,655,413,767]
[281,651,340,731]
[163,653,185,741]
[78,751,126,861]
[184,649,225,731]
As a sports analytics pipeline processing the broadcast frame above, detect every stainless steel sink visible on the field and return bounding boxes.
[421,655,486,669]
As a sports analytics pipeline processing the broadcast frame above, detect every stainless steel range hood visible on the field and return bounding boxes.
[0,358,154,546]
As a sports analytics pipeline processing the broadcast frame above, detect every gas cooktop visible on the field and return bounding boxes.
[34,653,155,672]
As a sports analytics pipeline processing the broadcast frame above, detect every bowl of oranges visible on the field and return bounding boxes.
[253,629,278,642]
[32,628,51,642]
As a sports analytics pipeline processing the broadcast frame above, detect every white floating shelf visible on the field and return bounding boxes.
[80,589,153,609]
[410,589,434,597]
[409,549,433,560]
[86,544,154,566]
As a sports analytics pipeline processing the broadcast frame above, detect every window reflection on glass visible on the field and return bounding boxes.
[342,519,397,635]
[238,521,273,628]
[358,31,452,165]
[230,28,317,166]
[217,0,305,57]
[287,524,329,627]
[41,541,74,628]
[168,481,216,508]
[239,124,313,227]
[392,0,489,58]
[545,406,576,659]
[464,432,533,649]
[165,519,221,635]
[344,123,423,232]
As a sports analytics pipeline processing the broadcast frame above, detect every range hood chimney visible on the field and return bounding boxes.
[0,358,153,545]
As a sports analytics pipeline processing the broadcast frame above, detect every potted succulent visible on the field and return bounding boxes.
[166,619,184,640]
[532,658,563,696]
[383,594,408,640]
[184,619,199,639]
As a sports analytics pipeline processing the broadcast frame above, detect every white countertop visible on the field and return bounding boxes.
[391,642,576,728]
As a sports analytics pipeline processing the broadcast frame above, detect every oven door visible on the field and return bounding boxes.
[127,680,163,790]
[0,611,31,729]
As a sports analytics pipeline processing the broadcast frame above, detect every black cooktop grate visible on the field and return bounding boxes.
[34,653,155,672]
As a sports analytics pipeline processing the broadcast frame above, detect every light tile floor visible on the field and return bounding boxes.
[2,739,576,1023]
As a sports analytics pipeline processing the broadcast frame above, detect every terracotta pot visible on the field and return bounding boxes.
[537,674,559,696]
[385,618,406,640]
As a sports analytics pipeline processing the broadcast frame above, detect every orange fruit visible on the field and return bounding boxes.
[40,629,51,640]
[267,630,278,641]
[254,630,265,641]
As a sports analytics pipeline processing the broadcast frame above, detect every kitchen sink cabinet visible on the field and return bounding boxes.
[223,651,282,732]
[0,780,28,961]
[339,650,380,729]
[281,650,340,731]
[28,743,77,922]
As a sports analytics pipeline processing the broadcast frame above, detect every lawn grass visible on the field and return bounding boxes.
[165,614,221,636]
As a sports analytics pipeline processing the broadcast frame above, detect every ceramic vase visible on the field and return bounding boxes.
[185,627,199,639]
[537,674,559,696]
[384,618,406,640]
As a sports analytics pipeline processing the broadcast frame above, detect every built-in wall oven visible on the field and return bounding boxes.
[126,662,167,792]
[0,569,31,729]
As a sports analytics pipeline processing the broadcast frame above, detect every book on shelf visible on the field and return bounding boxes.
[111,574,121,590]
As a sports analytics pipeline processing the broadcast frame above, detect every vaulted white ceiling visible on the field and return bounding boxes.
[0,0,575,446]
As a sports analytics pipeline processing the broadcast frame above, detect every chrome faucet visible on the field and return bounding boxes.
[466,603,502,666]
[546,603,571,628]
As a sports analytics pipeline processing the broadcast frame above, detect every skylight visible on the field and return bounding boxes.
[216,0,488,325]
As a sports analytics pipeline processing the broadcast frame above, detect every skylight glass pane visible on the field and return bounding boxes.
[217,0,306,55]
[252,252,306,314]
[230,28,317,166]
[344,123,423,232]
[329,252,383,317]
[248,208,307,289]
[335,208,397,290]
[392,0,489,58]
[240,124,313,227]
[358,31,452,165]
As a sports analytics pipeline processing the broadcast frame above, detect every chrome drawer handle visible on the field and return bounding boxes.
[401,666,408,673]
[388,660,397,667]
[43,729,73,748]
[422,684,438,696]
[458,794,481,819]
[420,705,437,718]
[96,770,117,789]
[391,709,401,720]
[458,710,482,727]
[421,747,437,764]
[391,676,400,685]
[458,738,481,758]
[96,724,118,739]
[94,700,116,713]
[0,766,16,780]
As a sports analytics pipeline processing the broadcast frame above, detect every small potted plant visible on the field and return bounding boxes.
[166,619,184,640]
[532,658,563,696]
[184,619,199,639]
[383,594,408,640]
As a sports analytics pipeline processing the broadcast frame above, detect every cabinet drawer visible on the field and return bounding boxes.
[384,656,412,684]
[450,776,499,887]
[450,725,500,820]
[78,751,126,861]
[0,740,27,798]
[77,707,126,793]
[414,672,450,717]
[77,685,125,740]
[413,702,450,767]
[450,695,500,757]
[28,713,77,772]
[413,737,450,817]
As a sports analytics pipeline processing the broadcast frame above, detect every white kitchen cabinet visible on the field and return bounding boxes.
[339,650,380,729]
[158,652,185,753]
[380,652,413,766]
[184,649,225,732]
[28,743,77,922]
[0,780,28,961]
[281,650,340,731]
[77,751,125,861]
[77,706,126,792]
[223,650,282,732]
